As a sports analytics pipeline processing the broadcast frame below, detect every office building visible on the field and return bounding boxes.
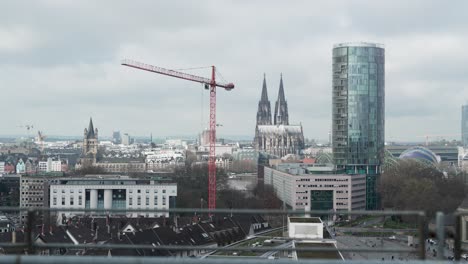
[122,133,132,145]
[332,42,385,209]
[263,163,366,212]
[112,131,122,144]
[19,175,59,224]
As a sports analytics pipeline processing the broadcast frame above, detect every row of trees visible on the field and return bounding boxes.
[379,160,467,217]
[174,162,281,210]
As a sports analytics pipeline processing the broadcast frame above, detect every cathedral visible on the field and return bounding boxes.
[254,74,304,157]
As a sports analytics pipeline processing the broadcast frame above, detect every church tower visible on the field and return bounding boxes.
[83,117,98,162]
[256,74,272,125]
[274,74,289,125]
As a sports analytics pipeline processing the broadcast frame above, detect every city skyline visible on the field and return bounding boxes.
[1,1,468,142]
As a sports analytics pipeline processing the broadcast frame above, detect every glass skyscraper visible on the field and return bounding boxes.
[332,42,385,210]
[463,105,468,147]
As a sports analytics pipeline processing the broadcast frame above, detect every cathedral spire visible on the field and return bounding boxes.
[256,74,272,125]
[261,73,268,101]
[274,74,289,125]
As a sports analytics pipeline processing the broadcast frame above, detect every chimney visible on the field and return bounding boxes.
[12,231,16,244]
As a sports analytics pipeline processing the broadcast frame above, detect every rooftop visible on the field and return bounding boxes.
[289,217,322,223]
[295,242,343,260]
[333,42,384,49]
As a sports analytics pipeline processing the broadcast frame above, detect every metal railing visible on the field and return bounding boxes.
[0,206,452,262]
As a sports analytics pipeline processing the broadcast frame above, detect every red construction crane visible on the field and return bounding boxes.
[121,59,234,211]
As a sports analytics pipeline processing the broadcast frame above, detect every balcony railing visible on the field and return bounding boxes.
[0,206,464,262]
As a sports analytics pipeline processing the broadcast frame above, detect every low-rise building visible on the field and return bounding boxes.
[94,159,146,173]
[288,217,323,239]
[49,175,177,220]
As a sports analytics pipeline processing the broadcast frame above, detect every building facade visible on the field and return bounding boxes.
[122,133,132,145]
[94,160,146,173]
[332,42,385,209]
[19,175,58,224]
[263,164,366,212]
[254,75,305,157]
[49,175,177,219]
[463,105,468,147]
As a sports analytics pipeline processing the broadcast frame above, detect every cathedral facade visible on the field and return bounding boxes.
[254,75,304,157]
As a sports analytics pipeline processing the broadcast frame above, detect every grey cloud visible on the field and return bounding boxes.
[0,1,467,141]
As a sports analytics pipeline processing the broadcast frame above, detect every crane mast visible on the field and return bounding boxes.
[121,59,234,212]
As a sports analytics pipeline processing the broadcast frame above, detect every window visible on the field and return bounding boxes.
[70,189,74,194]
[154,190,158,194]
[62,197,65,206]
[137,190,141,194]
[162,190,166,194]
[129,189,133,194]
[53,189,57,193]
[137,196,141,206]
[78,196,82,206]
[146,189,149,194]
[62,190,65,194]
[70,196,74,206]
[154,196,158,205]
[129,197,133,206]
[146,197,149,206]
[53,197,57,206]
[79,189,83,193]
[162,196,166,206]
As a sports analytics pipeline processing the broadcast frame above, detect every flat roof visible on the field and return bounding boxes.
[333,42,384,49]
[289,217,322,223]
[295,242,342,260]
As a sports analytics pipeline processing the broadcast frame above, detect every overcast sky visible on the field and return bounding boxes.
[1,1,467,142]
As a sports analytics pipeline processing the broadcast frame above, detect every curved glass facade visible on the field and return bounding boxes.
[332,43,385,167]
[399,146,439,165]
[332,43,385,210]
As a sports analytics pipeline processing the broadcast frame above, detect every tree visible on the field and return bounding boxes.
[75,166,106,175]
[380,159,467,217]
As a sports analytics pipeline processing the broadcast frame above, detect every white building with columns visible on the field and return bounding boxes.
[49,175,177,221]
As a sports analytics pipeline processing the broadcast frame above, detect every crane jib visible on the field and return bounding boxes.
[121,58,235,212]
